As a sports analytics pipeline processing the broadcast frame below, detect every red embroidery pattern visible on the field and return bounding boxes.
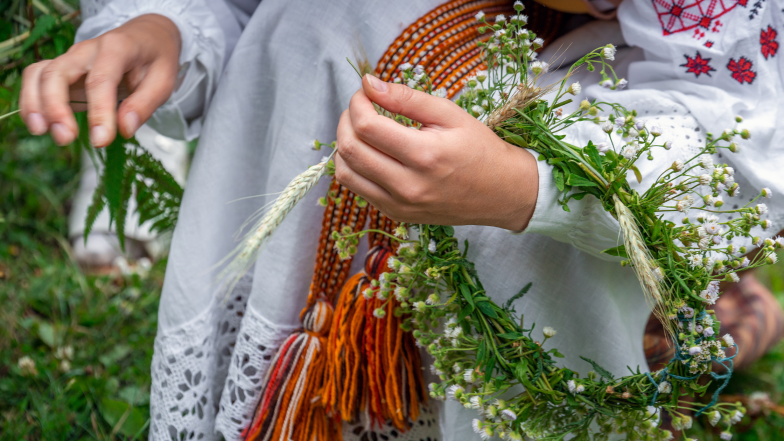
[681,51,716,76]
[761,25,779,59]
[727,56,757,84]
[652,0,742,37]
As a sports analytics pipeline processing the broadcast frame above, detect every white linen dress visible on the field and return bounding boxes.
[76,0,784,439]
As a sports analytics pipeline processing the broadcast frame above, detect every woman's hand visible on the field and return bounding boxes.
[335,74,539,231]
[19,14,181,147]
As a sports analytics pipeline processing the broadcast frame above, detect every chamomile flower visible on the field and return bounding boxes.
[399,62,413,71]
[650,125,662,136]
[699,174,712,185]
[600,79,614,88]
[495,14,506,23]
[501,409,517,421]
[723,333,735,346]
[470,396,482,409]
[664,141,673,150]
[622,144,638,160]
[530,60,549,74]
[671,160,685,171]
[464,369,477,383]
[616,78,628,89]
[596,142,610,153]
[472,419,483,434]
[762,187,773,198]
[601,122,613,133]
[543,326,557,338]
[567,82,582,95]
[756,203,768,215]
[730,410,743,424]
[447,384,464,401]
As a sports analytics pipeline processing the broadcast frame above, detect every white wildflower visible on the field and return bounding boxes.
[568,82,582,95]
[703,327,715,337]
[730,410,743,424]
[600,79,614,88]
[464,369,477,383]
[601,122,613,133]
[699,174,712,185]
[530,60,549,74]
[543,326,557,338]
[627,128,639,139]
[602,44,616,61]
[17,356,37,376]
[533,37,544,47]
[664,140,673,150]
[688,255,702,268]
[373,308,386,318]
[622,144,638,160]
[658,381,672,394]
[406,79,417,88]
[475,11,485,21]
[723,333,735,347]
[433,87,447,98]
[762,187,772,198]
[471,105,484,115]
[650,125,662,136]
[472,419,483,434]
[447,384,464,401]
[616,78,628,89]
[709,411,721,426]
[567,379,577,393]
[763,219,773,230]
[671,160,685,172]
[575,384,585,393]
[363,288,374,299]
[470,396,482,409]
[428,239,437,253]
[596,142,610,153]
[501,409,517,421]
[720,432,732,440]
[399,62,413,71]
[740,257,750,267]
[756,203,768,215]
[689,346,703,356]
[495,14,506,22]
[704,221,721,235]
[728,272,740,283]
[700,154,714,170]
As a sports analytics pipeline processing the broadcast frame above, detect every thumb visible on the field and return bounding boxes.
[362,74,460,128]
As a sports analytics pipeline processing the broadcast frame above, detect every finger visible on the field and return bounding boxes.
[39,43,98,145]
[362,74,465,128]
[334,152,394,206]
[347,88,425,165]
[20,60,51,135]
[337,110,408,188]
[84,36,140,147]
[117,59,177,138]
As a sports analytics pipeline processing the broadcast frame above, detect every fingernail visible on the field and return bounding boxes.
[27,112,46,135]
[90,125,109,147]
[51,123,74,146]
[366,74,388,92]
[123,111,140,136]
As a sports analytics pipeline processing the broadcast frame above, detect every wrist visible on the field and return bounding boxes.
[123,14,182,56]
[496,146,539,231]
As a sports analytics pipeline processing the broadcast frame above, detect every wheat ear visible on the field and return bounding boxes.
[613,194,671,329]
[217,151,335,296]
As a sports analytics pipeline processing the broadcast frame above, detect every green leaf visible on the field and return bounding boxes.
[114,162,136,251]
[566,174,598,188]
[499,128,528,147]
[550,349,565,358]
[484,354,496,382]
[458,303,473,321]
[103,135,128,227]
[476,301,498,319]
[584,142,603,169]
[99,345,132,368]
[459,283,474,307]
[601,245,628,258]
[553,169,565,192]
[497,332,525,340]
[504,282,532,310]
[442,225,455,237]
[631,165,643,184]
[37,322,56,348]
[579,356,615,380]
[100,398,147,437]
[83,181,106,244]
[22,15,57,51]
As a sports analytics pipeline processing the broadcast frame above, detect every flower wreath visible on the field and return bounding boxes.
[226,3,778,440]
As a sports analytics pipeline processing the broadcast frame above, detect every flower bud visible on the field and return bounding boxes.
[579,100,591,111]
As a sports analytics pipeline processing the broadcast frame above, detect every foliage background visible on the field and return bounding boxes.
[0,2,782,440]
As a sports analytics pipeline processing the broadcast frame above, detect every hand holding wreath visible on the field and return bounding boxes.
[335,74,539,231]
